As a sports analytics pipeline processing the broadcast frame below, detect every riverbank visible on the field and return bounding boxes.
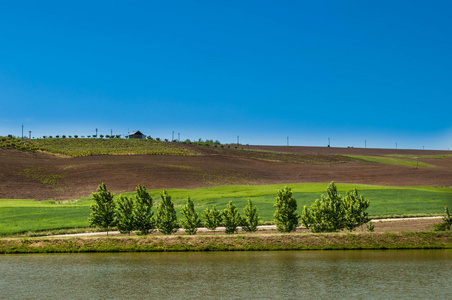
[1,232,451,253]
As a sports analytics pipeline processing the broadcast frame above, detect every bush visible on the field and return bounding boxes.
[242,198,259,232]
[274,186,299,232]
[222,201,242,234]
[203,205,222,234]
[433,206,452,231]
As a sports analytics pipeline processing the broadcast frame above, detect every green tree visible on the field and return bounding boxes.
[156,190,179,235]
[133,185,156,235]
[274,186,299,232]
[203,205,222,234]
[343,189,370,231]
[221,201,242,234]
[242,198,259,232]
[434,206,452,231]
[300,182,345,232]
[116,195,135,235]
[180,197,201,235]
[88,182,116,235]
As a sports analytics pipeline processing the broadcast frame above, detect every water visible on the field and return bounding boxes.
[1,250,451,299]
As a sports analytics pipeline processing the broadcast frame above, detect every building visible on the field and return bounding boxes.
[128,131,146,139]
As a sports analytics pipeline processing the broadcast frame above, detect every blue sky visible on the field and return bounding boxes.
[1,0,451,150]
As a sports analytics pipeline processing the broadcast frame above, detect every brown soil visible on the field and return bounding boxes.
[0,145,451,200]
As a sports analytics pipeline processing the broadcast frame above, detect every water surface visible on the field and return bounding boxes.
[1,250,451,299]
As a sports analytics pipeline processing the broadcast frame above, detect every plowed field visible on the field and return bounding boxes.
[1,144,451,200]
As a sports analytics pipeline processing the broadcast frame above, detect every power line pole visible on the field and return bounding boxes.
[328,137,330,147]
[172,131,174,141]
[237,135,239,146]
[22,124,24,139]
[287,136,289,147]
[29,131,31,139]
[95,128,98,138]
[178,132,180,142]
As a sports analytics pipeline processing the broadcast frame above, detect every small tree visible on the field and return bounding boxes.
[274,186,299,232]
[116,195,135,235]
[242,198,259,232]
[180,197,201,235]
[221,201,242,234]
[343,189,370,232]
[133,185,156,235]
[88,182,116,235]
[203,205,222,234]
[156,190,179,235]
[434,206,452,231]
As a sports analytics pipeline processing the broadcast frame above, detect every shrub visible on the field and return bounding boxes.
[222,201,242,234]
[156,190,179,235]
[180,197,201,235]
[433,206,452,231]
[274,186,299,232]
[242,198,259,232]
[88,183,116,235]
[203,205,222,234]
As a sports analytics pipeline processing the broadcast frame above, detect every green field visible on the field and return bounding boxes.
[342,155,438,167]
[0,137,195,157]
[1,183,451,236]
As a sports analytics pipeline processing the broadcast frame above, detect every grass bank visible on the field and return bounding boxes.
[1,232,451,253]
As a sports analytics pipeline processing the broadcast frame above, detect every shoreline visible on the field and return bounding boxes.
[1,232,451,254]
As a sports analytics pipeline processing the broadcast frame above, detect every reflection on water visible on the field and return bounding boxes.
[1,250,451,299]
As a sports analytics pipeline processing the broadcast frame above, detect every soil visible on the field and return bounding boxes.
[0,144,451,200]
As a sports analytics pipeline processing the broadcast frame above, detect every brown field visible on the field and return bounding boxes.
[0,144,451,200]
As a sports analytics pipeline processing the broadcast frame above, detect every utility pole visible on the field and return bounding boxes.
[111,129,113,136]
[287,136,289,147]
[328,137,330,147]
[237,135,239,146]
[178,132,180,142]
[95,128,98,138]
[29,131,31,139]
[172,131,174,141]
[22,124,24,139]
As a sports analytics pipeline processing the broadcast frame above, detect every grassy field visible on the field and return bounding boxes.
[342,155,438,167]
[1,183,451,236]
[0,137,195,157]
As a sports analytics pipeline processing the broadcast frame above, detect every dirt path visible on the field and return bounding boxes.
[50,217,443,237]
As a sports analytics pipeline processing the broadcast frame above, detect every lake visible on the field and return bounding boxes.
[1,250,451,299]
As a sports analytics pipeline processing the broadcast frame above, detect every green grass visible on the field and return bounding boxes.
[0,137,195,157]
[343,155,438,167]
[386,154,452,159]
[1,183,451,236]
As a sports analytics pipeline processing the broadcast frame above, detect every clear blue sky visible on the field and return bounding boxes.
[1,0,451,149]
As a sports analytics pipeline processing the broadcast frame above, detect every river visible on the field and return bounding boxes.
[1,250,451,299]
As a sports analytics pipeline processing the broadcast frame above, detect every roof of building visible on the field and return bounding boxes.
[128,131,145,136]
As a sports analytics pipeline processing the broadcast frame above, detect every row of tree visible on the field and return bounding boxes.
[89,181,371,235]
[88,183,259,235]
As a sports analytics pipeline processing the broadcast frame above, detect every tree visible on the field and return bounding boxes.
[180,197,201,235]
[221,201,242,234]
[301,182,370,233]
[343,189,370,232]
[203,205,222,234]
[116,195,135,235]
[274,186,299,232]
[88,182,116,235]
[133,185,156,235]
[300,182,345,233]
[434,206,452,231]
[242,198,259,232]
[156,190,179,235]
